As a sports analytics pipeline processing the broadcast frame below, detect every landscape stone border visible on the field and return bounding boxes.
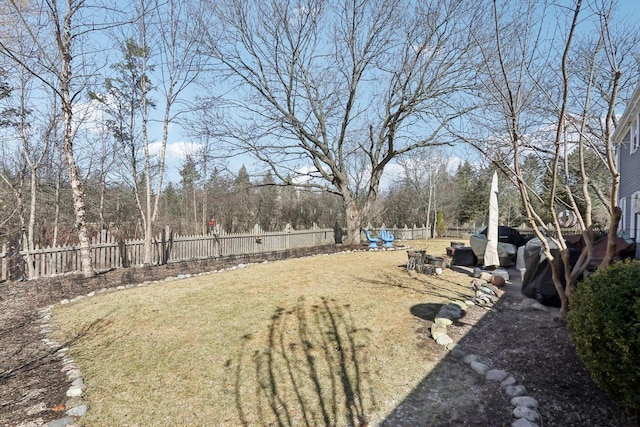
[430,276,546,427]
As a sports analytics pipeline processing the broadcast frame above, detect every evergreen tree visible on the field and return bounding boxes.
[179,154,201,230]
[230,165,254,232]
[205,167,232,232]
[435,210,446,237]
[454,161,488,226]
[160,182,183,230]
[255,171,278,231]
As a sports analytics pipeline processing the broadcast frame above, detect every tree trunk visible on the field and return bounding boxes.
[600,207,622,268]
[343,201,361,245]
[26,169,37,279]
[62,112,93,277]
[560,248,574,302]
[59,2,93,277]
[568,228,594,297]
[601,70,622,268]
[426,183,433,239]
[53,164,61,247]
[546,250,569,318]
[99,180,106,229]
[143,213,152,265]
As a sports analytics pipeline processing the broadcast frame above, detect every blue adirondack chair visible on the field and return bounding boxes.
[363,229,379,248]
[379,229,395,247]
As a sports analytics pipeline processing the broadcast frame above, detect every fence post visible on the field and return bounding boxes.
[285,223,292,249]
[161,226,173,265]
[1,243,5,281]
[312,222,318,245]
[119,239,129,268]
[253,224,263,249]
[213,226,221,258]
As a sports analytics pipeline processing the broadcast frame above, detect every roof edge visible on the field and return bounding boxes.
[613,80,640,143]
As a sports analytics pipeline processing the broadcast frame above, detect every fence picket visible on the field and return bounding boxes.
[1,243,6,281]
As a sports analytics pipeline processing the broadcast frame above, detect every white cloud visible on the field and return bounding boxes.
[380,163,405,190]
[446,155,463,173]
[148,141,204,159]
[291,165,315,185]
[73,99,109,134]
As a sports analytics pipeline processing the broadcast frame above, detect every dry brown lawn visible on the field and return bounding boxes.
[52,239,476,426]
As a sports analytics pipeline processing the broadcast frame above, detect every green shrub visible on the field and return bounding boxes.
[567,259,640,414]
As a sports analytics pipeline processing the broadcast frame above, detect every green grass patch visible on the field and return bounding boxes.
[52,239,475,426]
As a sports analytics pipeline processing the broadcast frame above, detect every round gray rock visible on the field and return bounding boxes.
[501,375,517,388]
[486,369,509,382]
[470,361,490,375]
[513,405,540,421]
[46,417,76,427]
[512,418,539,427]
[511,396,539,408]
[505,384,528,397]
[430,323,448,339]
[434,316,453,326]
[65,386,83,397]
[66,404,89,417]
[66,369,82,381]
[450,347,466,358]
[463,354,478,364]
[435,334,453,346]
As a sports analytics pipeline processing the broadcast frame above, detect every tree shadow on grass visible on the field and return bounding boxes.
[233,297,375,427]
[360,271,473,303]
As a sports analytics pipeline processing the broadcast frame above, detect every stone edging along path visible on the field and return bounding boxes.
[36,248,547,427]
[431,271,551,427]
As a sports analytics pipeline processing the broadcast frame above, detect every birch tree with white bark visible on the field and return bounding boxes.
[107,0,204,263]
[0,0,110,276]
[90,0,205,263]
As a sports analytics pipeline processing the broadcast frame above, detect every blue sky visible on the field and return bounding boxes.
[147,0,640,187]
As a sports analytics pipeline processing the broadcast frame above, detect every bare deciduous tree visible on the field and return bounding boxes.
[199,0,478,244]
[459,0,640,317]
[138,0,205,263]
[398,149,451,237]
[0,0,105,276]
[94,0,205,263]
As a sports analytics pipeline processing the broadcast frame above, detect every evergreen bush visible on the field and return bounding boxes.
[567,259,640,414]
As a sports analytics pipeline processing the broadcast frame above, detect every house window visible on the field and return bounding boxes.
[632,115,640,154]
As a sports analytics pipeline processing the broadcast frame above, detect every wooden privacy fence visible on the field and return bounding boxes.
[0,223,576,281]
[0,223,344,281]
